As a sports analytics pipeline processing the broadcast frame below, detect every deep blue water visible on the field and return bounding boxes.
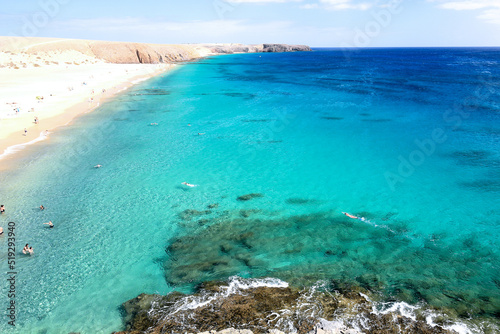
[0,48,499,333]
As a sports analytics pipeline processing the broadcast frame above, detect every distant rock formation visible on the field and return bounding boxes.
[262,44,312,52]
[0,37,311,65]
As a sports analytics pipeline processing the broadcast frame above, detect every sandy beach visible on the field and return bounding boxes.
[0,52,173,169]
[0,37,310,171]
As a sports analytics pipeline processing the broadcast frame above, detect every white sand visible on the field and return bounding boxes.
[0,50,173,166]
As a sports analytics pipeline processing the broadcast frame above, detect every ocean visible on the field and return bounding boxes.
[0,48,499,333]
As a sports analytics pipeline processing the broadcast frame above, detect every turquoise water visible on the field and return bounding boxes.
[0,48,499,333]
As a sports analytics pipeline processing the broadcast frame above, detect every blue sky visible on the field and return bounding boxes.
[1,0,500,46]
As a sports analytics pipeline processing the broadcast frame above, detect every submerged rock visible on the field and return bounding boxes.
[239,209,261,218]
[237,193,264,201]
[285,198,318,205]
[178,209,212,220]
[160,208,499,332]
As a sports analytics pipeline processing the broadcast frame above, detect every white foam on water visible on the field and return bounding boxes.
[425,312,483,334]
[0,131,50,160]
[166,276,288,315]
[375,301,420,321]
[357,292,484,334]
[148,277,494,334]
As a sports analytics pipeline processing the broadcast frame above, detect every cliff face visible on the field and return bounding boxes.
[262,44,312,52]
[0,37,311,64]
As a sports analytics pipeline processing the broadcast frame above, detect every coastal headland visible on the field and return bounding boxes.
[0,37,311,168]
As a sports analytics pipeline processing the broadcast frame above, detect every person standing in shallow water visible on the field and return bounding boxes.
[0,205,5,213]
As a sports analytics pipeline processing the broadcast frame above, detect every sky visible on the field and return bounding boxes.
[1,0,500,47]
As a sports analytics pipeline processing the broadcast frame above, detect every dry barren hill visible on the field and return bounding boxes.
[0,37,311,67]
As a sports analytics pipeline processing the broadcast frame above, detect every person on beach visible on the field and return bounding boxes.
[23,244,29,254]
[44,130,49,136]
[40,205,45,210]
[44,221,54,228]
[24,128,28,136]
[0,205,5,213]
[34,116,39,124]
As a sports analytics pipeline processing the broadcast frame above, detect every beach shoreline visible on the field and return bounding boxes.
[0,37,310,172]
[0,62,175,171]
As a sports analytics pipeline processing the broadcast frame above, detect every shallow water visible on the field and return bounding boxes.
[0,48,499,333]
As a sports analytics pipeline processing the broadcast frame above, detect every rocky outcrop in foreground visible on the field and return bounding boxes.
[113,279,456,334]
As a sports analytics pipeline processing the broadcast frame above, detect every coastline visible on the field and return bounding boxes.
[0,46,497,334]
[0,62,175,171]
[0,37,311,173]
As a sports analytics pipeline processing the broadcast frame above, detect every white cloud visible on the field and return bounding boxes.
[53,17,299,43]
[225,0,302,2]
[300,3,320,8]
[433,0,500,11]
[303,0,373,11]
[226,0,372,10]
[477,8,500,24]
[429,0,500,24]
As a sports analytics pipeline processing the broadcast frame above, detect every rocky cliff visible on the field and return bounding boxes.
[0,37,311,65]
[262,44,312,52]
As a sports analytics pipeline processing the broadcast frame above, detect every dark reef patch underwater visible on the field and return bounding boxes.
[118,204,500,333]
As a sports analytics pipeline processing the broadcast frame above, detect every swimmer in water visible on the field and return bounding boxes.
[198,133,205,136]
[28,247,34,255]
[40,205,45,210]
[342,212,367,222]
[44,221,54,228]
[182,182,196,187]
[0,205,4,213]
[342,212,359,219]
[94,164,102,168]
[23,244,29,254]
